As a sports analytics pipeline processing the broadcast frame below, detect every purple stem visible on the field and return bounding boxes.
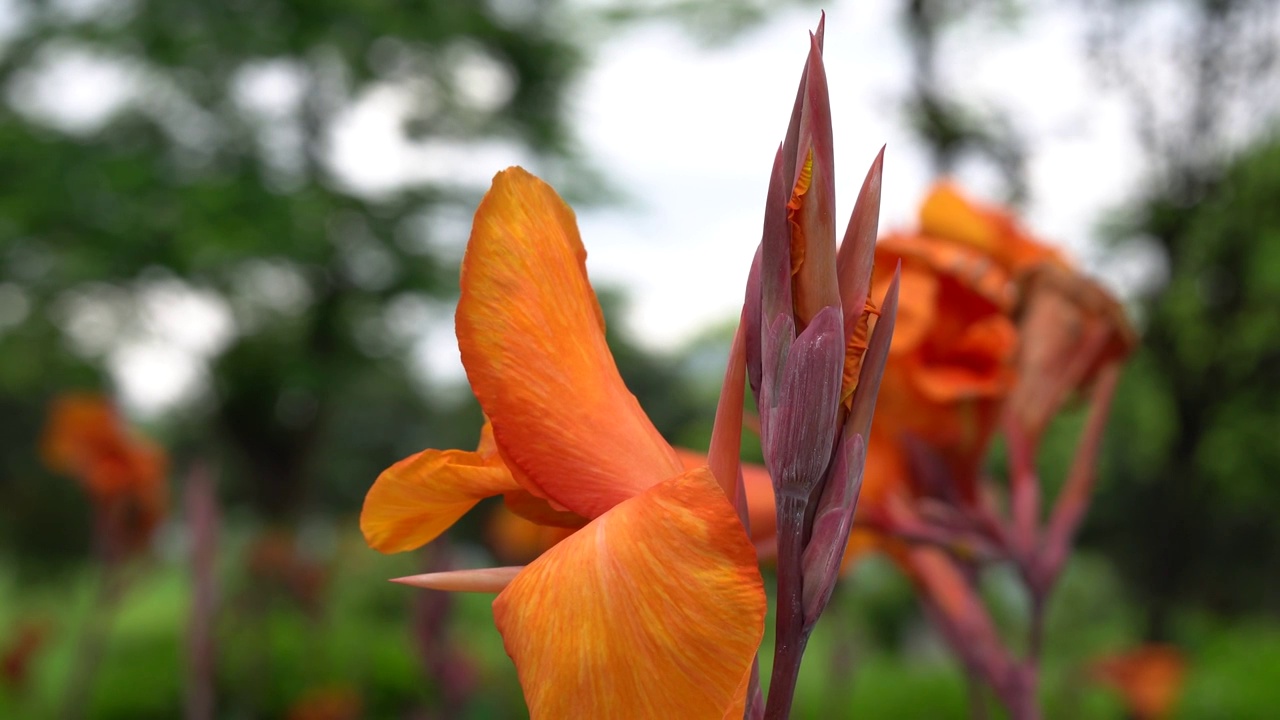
[763,492,810,720]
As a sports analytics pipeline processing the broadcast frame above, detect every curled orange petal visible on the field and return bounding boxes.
[361,445,518,554]
[492,467,765,719]
[457,168,681,519]
[920,182,1067,274]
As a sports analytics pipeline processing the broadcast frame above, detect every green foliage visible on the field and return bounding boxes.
[1087,134,1280,624]
[0,0,586,559]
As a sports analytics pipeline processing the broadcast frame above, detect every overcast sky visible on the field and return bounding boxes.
[390,1,1157,386]
[4,0,1176,413]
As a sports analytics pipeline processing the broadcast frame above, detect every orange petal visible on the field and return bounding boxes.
[487,503,576,564]
[920,182,1067,274]
[740,462,777,548]
[675,449,776,548]
[42,394,167,500]
[1088,645,1188,720]
[907,314,1019,403]
[839,296,879,410]
[500,489,590,529]
[42,394,121,476]
[492,467,765,719]
[456,168,681,519]
[360,447,519,553]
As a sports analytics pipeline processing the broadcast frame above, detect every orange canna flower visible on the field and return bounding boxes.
[43,394,167,499]
[1009,262,1137,446]
[919,182,1068,276]
[286,685,363,720]
[911,182,1135,446]
[487,451,777,565]
[861,231,1019,509]
[360,168,766,719]
[42,394,168,554]
[1088,645,1188,720]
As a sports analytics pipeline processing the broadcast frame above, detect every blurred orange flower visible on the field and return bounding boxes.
[854,181,1132,524]
[361,168,765,719]
[919,181,1067,276]
[861,228,1019,511]
[286,685,362,720]
[42,394,168,555]
[1009,263,1137,446]
[1089,645,1188,720]
[1,619,50,691]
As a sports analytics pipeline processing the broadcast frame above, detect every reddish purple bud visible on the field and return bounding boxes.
[760,145,793,328]
[837,147,884,342]
[744,245,763,399]
[781,15,825,184]
[846,265,900,442]
[788,33,840,327]
[760,305,844,497]
[800,432,866,629]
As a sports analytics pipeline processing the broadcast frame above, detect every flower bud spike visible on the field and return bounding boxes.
[781,14,826,184]
[761,305,844,496]
[847,263,900,442]
[788,32,840,327]
[800,432,866,629]
[761,145,794,328]
[391,566,524,593]
[837,146,884,340]
[708,319,749,502]
[744,245,764,399]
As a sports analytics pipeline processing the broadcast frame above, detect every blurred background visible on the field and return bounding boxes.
[1,0,1278,717]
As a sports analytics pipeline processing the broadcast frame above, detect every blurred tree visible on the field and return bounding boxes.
[0,0,805,563]
[1080,0,1280,631]
[1088,135,1280,631]
[0,0,588,555]
[898,0,1029,204]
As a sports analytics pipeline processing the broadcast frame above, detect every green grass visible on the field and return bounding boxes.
[2,526,1279,718]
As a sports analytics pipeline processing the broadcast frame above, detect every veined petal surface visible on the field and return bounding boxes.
[457,168,682,519]
[492,467,766,720]
[675,449,777,546]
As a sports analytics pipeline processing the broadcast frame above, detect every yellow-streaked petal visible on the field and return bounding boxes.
[456,168,682,519]
[360,447,518,553]
[492,467,765,720]
[920,182,1067,274]
[675,449,777,548]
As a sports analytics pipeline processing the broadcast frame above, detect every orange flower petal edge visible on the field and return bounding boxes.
[676,449,776,547]
[456,168,682,520]
[920,182,1067,274]
[360,446,518,554]
[492,467,766,720]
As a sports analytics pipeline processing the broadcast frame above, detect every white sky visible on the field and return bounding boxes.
[568,3,1149,351]
[5,0,1177,413]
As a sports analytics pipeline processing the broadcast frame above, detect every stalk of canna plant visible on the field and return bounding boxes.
[741,17,900,719]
